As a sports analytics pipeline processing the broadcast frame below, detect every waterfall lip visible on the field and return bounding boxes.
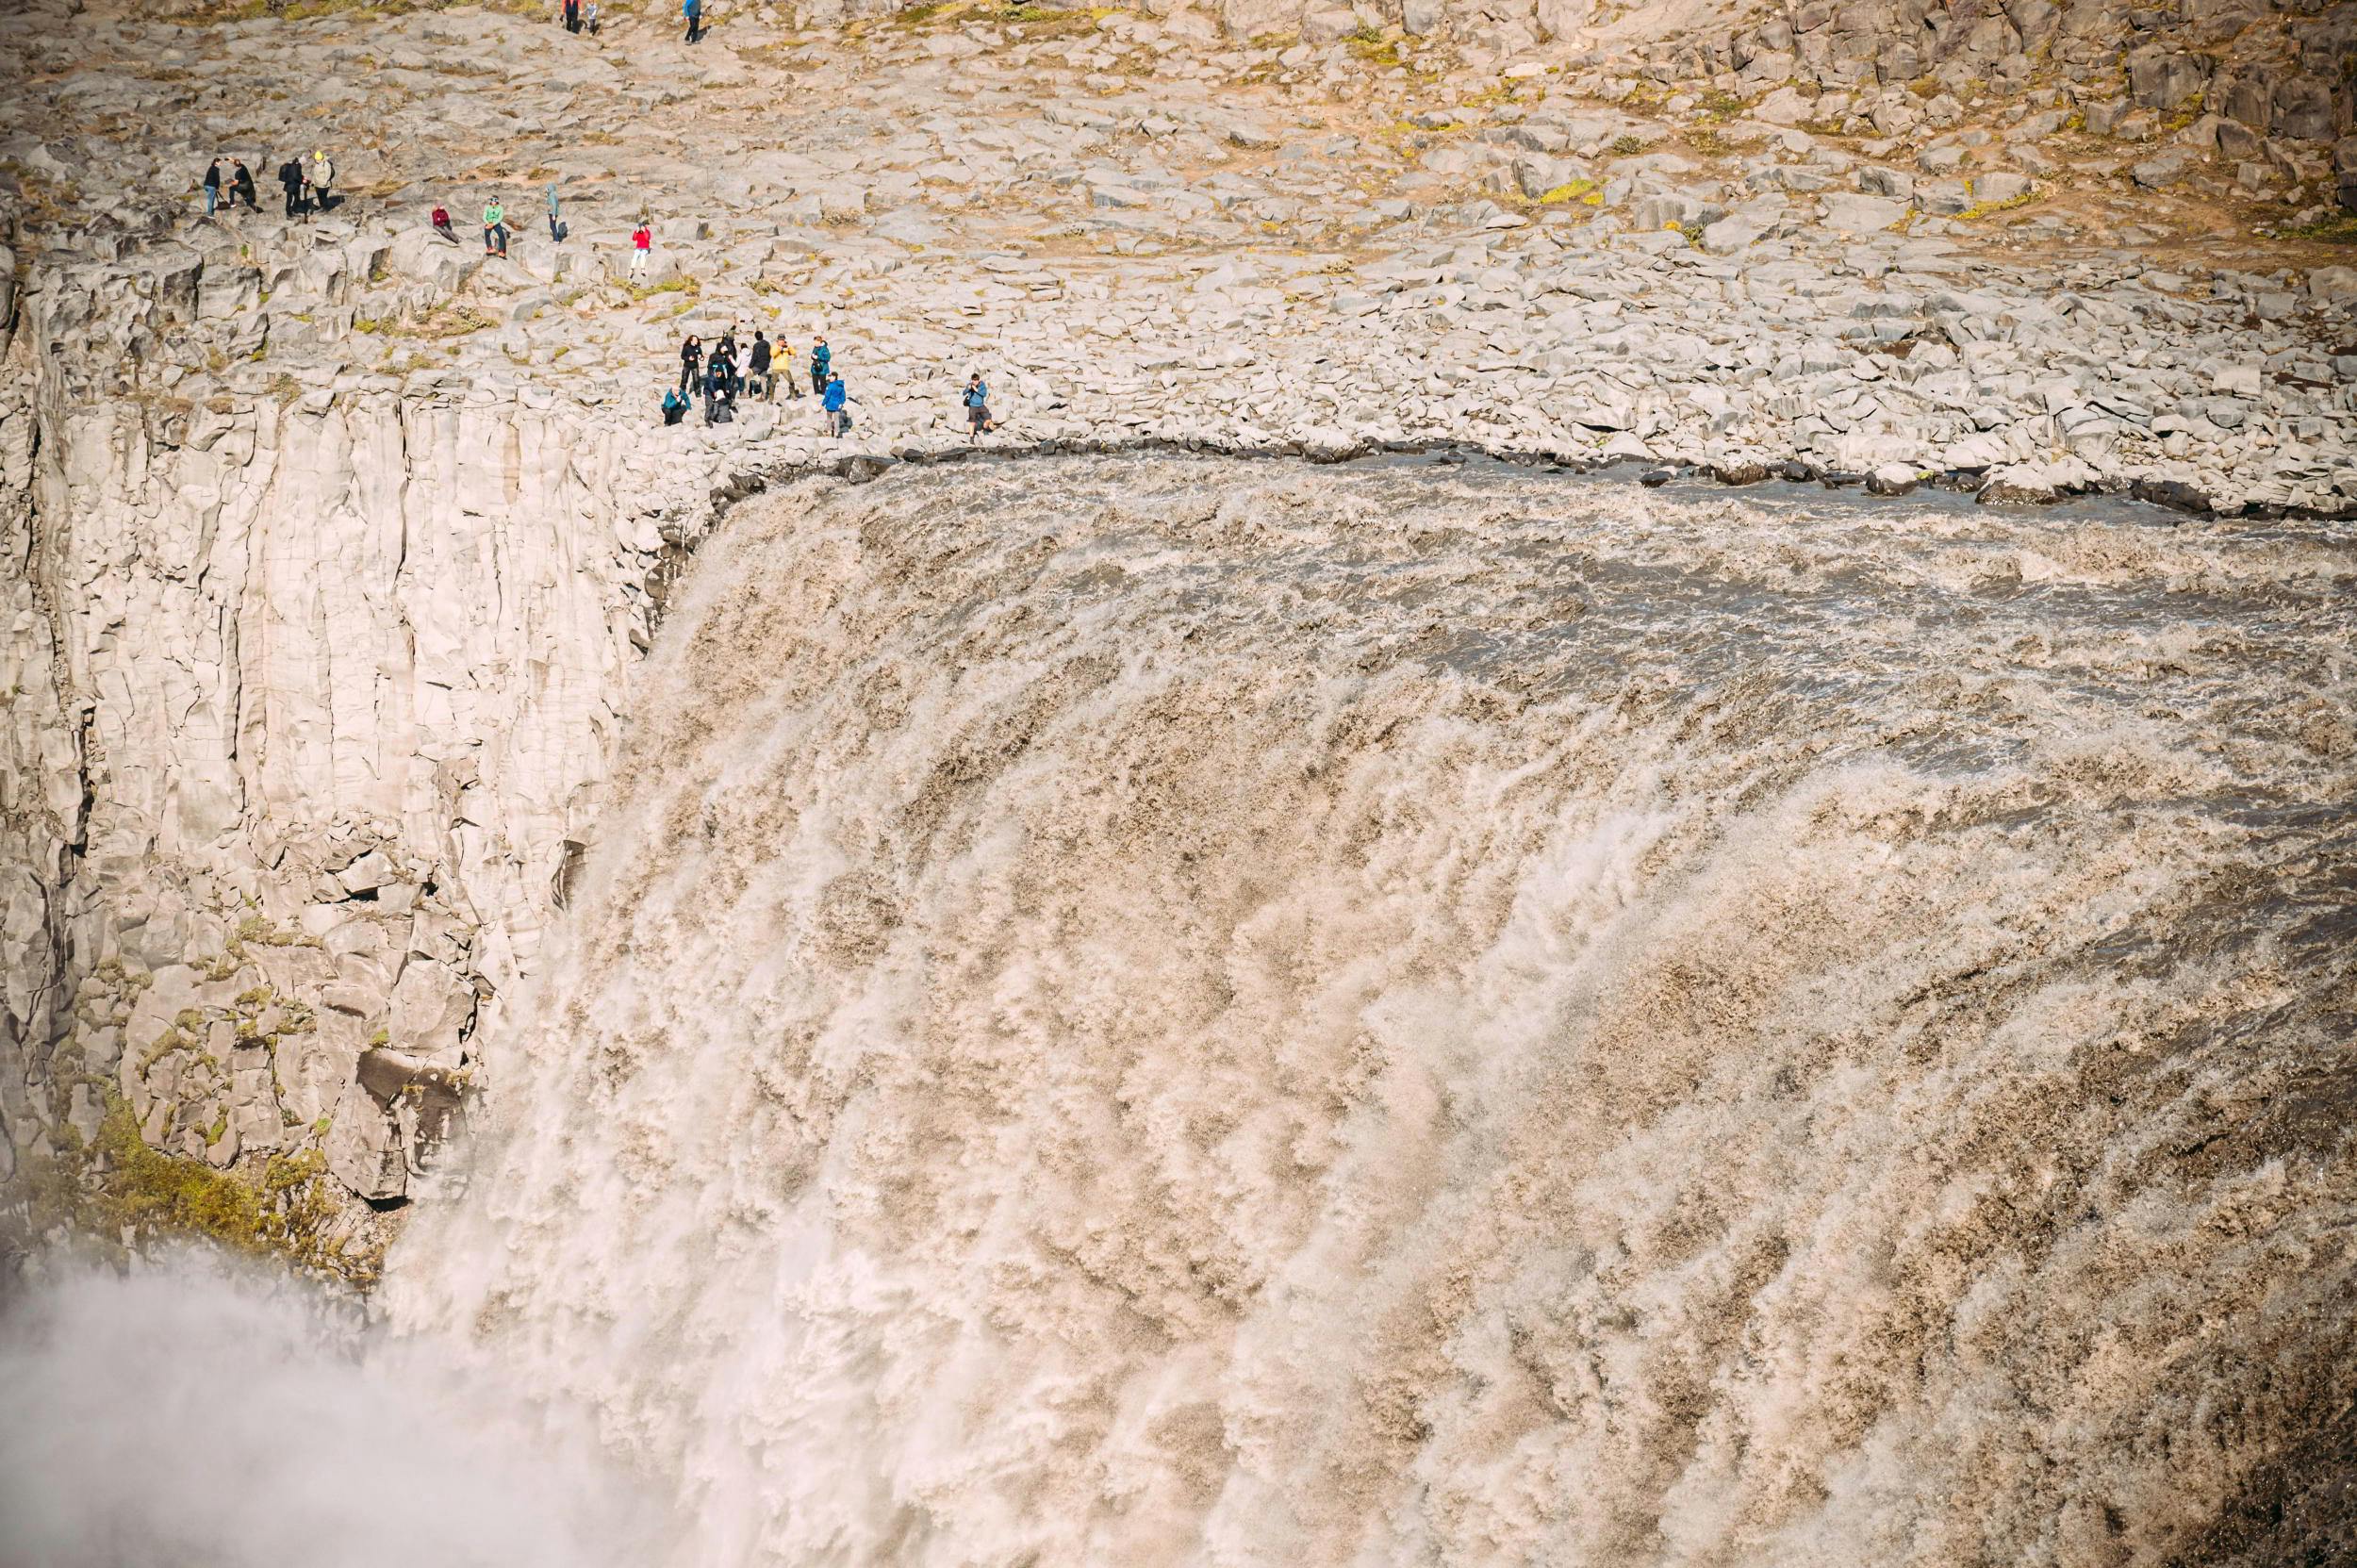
[665,432,2347,579]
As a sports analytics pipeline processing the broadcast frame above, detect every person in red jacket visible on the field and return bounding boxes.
[630,218,652,281]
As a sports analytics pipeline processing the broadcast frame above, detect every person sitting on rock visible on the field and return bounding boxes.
[822,372,854,437]
[431,205,456,242]
[662,386,688,425]
[963,372,997,438]
[483,198,508,256]
[679,334,703,393]
[230,159,259,211]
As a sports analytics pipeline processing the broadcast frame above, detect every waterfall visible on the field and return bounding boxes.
[44,454,2353,1567]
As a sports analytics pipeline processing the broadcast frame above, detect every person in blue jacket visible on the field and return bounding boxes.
[822,373,854,437]
[683,0,702,41]
[962,372,997,438]
[661,386,688,425]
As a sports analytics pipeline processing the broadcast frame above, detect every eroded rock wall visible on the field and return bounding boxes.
[0,271,88,1200]
[2,229,692,1238]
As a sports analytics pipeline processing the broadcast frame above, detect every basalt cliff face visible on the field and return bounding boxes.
[0,243,712,1268]
[2,0,2355,1270]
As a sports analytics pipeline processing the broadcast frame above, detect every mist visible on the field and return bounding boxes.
[0,1249,664,1568]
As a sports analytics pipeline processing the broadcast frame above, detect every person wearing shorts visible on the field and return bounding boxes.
[962,372,997,438]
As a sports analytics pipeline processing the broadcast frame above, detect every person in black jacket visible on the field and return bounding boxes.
[277,157,306,218]
[202,159,222,218]
[748,331,774,401]
[230,160,259,211]
[678,335,703,394]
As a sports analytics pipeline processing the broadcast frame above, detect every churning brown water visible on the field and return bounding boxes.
[380,454,2357,1567]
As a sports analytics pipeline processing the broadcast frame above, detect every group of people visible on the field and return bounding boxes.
[198,152,331,220]
[199,158,258,216]
[196,141,1006,448]
[667,328,831,426]
[664,329,861,433]
[281,151,335,218]
[424,188,565,258]
[658,329,999,443]
[557,0,600,31]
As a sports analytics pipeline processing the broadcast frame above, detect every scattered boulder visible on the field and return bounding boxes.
[2309,267,2357,305]
[2134,477,2213,515]
[1866,462,1920,496]
[2131,147,2200,189]
[1978,463,2060,505]
[1970,173,2034,206]
[1699,213,1765,254]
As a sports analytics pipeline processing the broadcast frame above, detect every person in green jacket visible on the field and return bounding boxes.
[483,198,508,257]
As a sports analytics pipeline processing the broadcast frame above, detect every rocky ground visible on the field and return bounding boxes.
[1,0,2353,1277]
[9,0,2357,510]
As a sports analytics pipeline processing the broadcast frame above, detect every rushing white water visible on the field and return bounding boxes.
[360,455,2349,1565]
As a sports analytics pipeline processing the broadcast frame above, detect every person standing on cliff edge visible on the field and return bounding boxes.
[749,331,774,401]
[308,149,335,214]
[963,372,997,438]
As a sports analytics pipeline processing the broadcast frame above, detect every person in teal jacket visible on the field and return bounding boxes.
[809,334,831,394]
